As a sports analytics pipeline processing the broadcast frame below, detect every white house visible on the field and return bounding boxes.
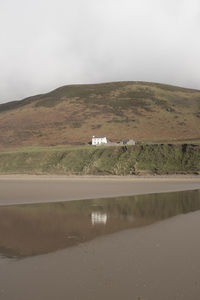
[92,136,107,146]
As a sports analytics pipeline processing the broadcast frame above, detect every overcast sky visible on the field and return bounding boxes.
[0,0,200,103]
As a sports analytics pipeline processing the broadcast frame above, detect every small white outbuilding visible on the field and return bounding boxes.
[92,136,107,146]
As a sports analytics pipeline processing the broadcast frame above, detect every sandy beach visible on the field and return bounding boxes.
[1,205,200,300]
[0,175,200,206]
[1,177,200,300]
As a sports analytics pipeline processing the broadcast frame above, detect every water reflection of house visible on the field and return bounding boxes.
[91,212,108,225]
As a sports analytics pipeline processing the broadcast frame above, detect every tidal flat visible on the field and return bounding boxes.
[0,187,200,299]
[0,175,200,205]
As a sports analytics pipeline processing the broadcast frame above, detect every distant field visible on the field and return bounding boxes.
[0,81,200,149]
[141,138,200,145]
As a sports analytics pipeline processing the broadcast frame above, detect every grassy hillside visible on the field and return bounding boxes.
[0,144,199,175]
[0,81,200,149]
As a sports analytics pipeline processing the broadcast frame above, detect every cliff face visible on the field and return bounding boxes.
[0,144,199,175]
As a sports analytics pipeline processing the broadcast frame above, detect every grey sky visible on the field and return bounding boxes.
[0,0,200,103]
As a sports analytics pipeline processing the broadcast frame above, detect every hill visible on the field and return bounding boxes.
[0,81,200,149]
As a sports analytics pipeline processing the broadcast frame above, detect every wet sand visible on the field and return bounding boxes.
[0,175,200,205]
[1,209,200,300]
[0,189,198,258]
[1,180,200,299]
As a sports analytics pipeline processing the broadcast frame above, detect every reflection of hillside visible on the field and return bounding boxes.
[0,189,199,258]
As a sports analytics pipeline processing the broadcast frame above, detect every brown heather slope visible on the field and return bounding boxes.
[0,81,200,149]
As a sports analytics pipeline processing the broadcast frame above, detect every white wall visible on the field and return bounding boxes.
[92,137,107,145]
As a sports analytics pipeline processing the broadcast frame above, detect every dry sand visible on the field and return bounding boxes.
[0,175,200,206]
